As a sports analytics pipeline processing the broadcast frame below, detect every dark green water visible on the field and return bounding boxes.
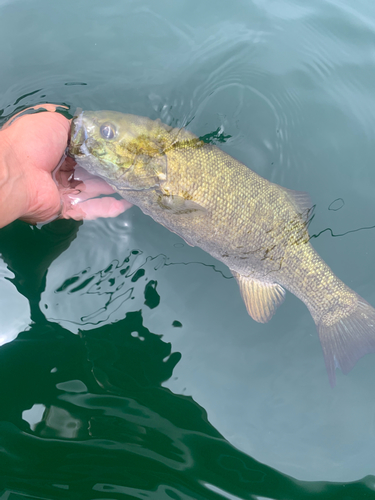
[1,0,375,498]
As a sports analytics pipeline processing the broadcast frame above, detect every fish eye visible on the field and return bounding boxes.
[100,123,116,140]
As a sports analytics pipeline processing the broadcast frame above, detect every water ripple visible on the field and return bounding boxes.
[46,247,231,332]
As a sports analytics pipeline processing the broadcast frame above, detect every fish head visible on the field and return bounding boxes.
[69,110,173,191]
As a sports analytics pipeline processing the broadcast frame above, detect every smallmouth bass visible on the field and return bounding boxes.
[69,110,375,385]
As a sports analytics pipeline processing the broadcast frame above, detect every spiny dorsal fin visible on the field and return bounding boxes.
[232,272,286,323]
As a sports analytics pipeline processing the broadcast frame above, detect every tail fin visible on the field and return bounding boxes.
[317,294,375,387]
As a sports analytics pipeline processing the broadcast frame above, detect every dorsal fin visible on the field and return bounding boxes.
[279,186,314,221]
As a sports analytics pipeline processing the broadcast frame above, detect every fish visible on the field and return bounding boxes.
[68,110,375,386]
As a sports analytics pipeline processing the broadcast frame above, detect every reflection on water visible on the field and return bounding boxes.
[50,247,230,330]
[0,219,81,323]
[0,307,374,499]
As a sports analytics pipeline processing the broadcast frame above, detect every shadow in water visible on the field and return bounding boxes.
[0,218,82,323]
[0,314,373,499]
[0,221,374,499]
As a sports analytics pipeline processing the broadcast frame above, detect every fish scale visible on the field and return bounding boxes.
[69,110,375,386]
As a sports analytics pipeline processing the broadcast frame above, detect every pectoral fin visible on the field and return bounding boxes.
[158,194,207,216]
[232,272,286,323]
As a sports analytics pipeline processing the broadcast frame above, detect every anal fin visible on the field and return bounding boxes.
[232,272,286,323]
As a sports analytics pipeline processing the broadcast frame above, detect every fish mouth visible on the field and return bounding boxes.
[67,109,125,184]
[68,108,87,157]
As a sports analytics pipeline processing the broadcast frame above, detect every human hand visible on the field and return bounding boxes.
[0,105,132,228]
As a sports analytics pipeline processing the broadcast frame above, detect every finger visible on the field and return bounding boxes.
[3,112,70,175]
[54,156,77,188]
[56,164,115,194]
[73,166,106,183]
[61,179,117,205]
[2,103,70,129]
[77,178,116,197]
[71,166,91,182]
[63,198,132,220]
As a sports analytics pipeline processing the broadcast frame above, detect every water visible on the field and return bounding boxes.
[1,0,375,498]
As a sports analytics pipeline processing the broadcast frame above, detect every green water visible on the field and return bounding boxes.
[1,0,375,498]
